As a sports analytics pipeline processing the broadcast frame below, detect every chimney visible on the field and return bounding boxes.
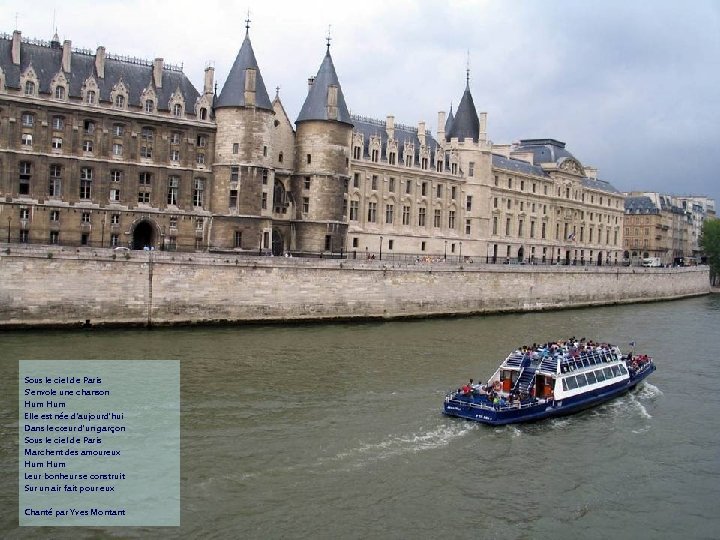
[153,58,163,88]
[11,30,20,65]
[62,40,72,73]
[418,121,426,147]
[203,65,214,94]
[95,46,105,79]
[307,76,315,90]
[386,115,395,140]
[479,112,487,141]
[437,111,446,145]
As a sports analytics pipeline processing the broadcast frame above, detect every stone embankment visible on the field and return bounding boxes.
[0,246,711,328]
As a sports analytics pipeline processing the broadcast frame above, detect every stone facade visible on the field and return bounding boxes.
[0,28,665,263]
[0,249,709,328]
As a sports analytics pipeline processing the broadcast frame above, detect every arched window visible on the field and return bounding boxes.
[55,86,65,100]
[173,103,182,116]
[199,108,207,120]
[145,100,154,113]
[115,95,125,108]
[278,152,284,163]
[25,81,35,95]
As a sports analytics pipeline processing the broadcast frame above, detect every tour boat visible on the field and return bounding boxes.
[443,341,655,426]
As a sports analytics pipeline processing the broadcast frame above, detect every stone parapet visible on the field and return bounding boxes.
[0,247,710,328]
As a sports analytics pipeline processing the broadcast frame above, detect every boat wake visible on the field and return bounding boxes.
[320,423,476,470]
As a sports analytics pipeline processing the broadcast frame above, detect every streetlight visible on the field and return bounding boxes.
[379,235,383,261]
[459,241,463,263]
[101,217,106,248]
[444,240,447,261]
[7,215,11,244]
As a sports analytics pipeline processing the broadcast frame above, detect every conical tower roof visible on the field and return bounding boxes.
[215,31,272,110]
[445,103,454,133]
[296,48,352,125]
[446,83,479,142]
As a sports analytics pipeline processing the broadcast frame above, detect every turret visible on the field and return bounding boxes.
[293,43,353,253]
[210,24,276,252]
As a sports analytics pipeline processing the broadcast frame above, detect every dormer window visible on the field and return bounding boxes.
[145,100,155,113]
[389,152,396,165]
[55,86,66,100]
[353,146,361,160]
[115,95,125,108]
[199,108,207,120]
[24,81,35,95]
[173,103,182,116]
[371,149,379,162]
[86,90,96,104]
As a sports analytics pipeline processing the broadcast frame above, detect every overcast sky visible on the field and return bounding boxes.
[3,0,718,207]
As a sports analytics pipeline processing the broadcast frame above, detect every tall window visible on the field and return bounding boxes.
[385,204,394,224]
[389,177,395,192]
[167,176,179,205]
[140,127,154,158]
[402,205,410,225]
[49,164,62,197]
[193,178,205,207]
[448,210,456,229]
[349,200,359,221]
[80,167,93,199]
[367,202,377,223]
[21,112,34,127]
[418,207,426,227]
[113,124,125,137]
[466,196,473,211]
[52,116,64,130]
[19,161,31,195]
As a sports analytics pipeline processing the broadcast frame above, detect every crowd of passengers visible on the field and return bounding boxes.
[454,338,653,406]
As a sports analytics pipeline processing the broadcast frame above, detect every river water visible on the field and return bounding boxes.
[1,296,719,539]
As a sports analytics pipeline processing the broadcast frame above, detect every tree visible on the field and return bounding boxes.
[699,218,720,286]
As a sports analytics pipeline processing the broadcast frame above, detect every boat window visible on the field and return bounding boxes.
[585,371,597,384]
[575,374,588,387]
[611,365,622,377]
[562,379,568,391]
[595,369,606,382]
[582,359,590,368]
[566,377,579,390]
[603,367,614,379]
[618,364,628,375]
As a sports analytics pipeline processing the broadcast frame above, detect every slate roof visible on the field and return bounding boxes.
[215,31,272,110]
[513,139,577,165]
[444,104,454,133]
[352,115,439,166]
[492,154,549,178]
[446,84,479,142]
[581,177,621,194]
[0,35,200,111]
[297,49,351,124]
[625,196,659,213]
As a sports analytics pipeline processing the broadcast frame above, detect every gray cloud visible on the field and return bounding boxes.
[3,0,717,204]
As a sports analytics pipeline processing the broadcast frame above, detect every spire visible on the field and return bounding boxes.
[296,47,352,125]
[445,103,454,133]
[215,29,272,110]
[446,83,479,142]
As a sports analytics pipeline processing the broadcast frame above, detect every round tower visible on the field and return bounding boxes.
[211,26,275,252]
[292,45,353,254]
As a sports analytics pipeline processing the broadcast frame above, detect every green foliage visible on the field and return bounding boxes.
[699,218,720,285]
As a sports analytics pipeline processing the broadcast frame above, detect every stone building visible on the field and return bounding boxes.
[623,192,709,264]
[0,27,626,263]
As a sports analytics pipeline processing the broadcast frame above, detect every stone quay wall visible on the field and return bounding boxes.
[0,247,710,328]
